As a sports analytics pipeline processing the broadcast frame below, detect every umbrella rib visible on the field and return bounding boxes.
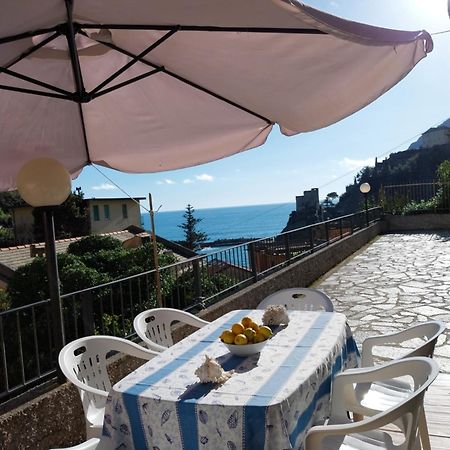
[89,28,178,96]
[0,26,62,45]
[92,68,163,99]
[78,23,327,35]
[83,36,273,125]
[0,66,72,96]
[3,31,62,70]
[0,84,70,100]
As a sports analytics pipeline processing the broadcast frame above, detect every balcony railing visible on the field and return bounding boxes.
[0,207,381,405]
[381,181,450,214]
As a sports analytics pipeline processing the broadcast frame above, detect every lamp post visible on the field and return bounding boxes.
[17,158,72,379]
[148,193,163,308]
[359,182,371,227]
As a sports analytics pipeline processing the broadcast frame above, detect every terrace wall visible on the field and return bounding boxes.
[384,213,450,231]
[0,222,382,449]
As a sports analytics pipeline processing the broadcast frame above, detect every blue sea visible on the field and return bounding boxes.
[141,202,295,244]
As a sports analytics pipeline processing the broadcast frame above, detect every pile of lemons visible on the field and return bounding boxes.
[220,316,273,345]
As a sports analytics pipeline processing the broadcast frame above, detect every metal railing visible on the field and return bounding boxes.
[0,207,381,404]
[381,181,450,215]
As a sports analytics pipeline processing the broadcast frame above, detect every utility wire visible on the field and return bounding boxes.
[92,117,448,234]
[430,29,450,35]
[91,164,153,214]
[319,118,447,190]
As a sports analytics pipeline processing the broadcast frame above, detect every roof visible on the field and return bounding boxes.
[0,230,136,273]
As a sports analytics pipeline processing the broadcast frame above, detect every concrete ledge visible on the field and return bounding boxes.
[384,213,450,231]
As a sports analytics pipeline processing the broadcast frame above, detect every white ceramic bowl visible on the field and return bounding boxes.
[222,339,268,356]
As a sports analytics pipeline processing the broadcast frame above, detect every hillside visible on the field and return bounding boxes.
[336,120,450,215]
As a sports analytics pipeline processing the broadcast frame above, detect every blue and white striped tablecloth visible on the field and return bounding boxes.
[100,310,359,450]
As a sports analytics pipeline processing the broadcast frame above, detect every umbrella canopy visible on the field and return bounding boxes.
[0,0,433,191]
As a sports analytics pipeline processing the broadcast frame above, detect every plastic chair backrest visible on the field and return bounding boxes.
[257,288,334,312]
[361,320,446,367]
[59,335,157,427]
[133,308,209,352]
[401,321,446,359]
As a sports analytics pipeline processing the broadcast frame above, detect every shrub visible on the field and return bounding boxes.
[67,235,122,255]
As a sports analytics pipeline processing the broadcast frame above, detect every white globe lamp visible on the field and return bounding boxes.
[16,157,71,207]
[359,182,371,195]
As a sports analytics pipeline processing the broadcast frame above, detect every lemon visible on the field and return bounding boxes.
[244,327,256,342]
[231,323,245,335]
[250,321,260,332]
[253,333,265,343]
[259,326,273,339]
[234,334,248,345]
[241,316,253,328]
[220,330,235,344]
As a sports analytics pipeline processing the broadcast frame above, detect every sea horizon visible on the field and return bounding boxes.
[141,202,296,243]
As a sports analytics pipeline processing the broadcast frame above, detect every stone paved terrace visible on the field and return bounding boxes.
[316,231,450,372]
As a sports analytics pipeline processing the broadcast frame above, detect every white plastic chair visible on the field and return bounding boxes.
[256,287,334,312]
[305,357,439,450]
[50,438,100,450]
[59,335,158,439]
[133,307,209,352]
[349,320,446,450]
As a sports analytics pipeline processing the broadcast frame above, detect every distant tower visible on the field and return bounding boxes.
[296,188,319,213]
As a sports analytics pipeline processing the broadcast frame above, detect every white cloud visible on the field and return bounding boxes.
[183,178,194,184]
[338,157,374,171]
[156,179,175,185]
[92,183,117,191]
[196,173,214,182]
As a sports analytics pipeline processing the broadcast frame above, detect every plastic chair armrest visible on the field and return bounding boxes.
[122,340,159,360]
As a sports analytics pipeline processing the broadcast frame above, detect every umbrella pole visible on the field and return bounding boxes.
[149,194,162,307]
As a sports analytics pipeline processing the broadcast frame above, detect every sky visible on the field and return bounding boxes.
[74,0,450,212]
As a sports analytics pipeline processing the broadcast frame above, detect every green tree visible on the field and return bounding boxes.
[0,191,24,247]
[7,253,110,308]
[32,190,89,241]
[178,204,208,250]
[437,160,450,183]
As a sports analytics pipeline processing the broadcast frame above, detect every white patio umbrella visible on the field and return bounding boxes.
[0,0,433,191]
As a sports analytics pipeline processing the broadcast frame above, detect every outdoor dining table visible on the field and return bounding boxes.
[99,309,359,450]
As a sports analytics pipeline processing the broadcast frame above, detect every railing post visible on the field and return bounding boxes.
[309,226,314,253]
[193,260,203,308]
[283,234,291,263]
[339,218,343,239]
[81,292,95,336]
[325,221,329,245]
[248,242,258,282]
[349,215,353,234]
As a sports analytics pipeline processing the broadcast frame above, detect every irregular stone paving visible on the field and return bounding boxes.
[316,231,450,372]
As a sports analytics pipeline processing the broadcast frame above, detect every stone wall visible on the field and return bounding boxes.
[0,222,381,449]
